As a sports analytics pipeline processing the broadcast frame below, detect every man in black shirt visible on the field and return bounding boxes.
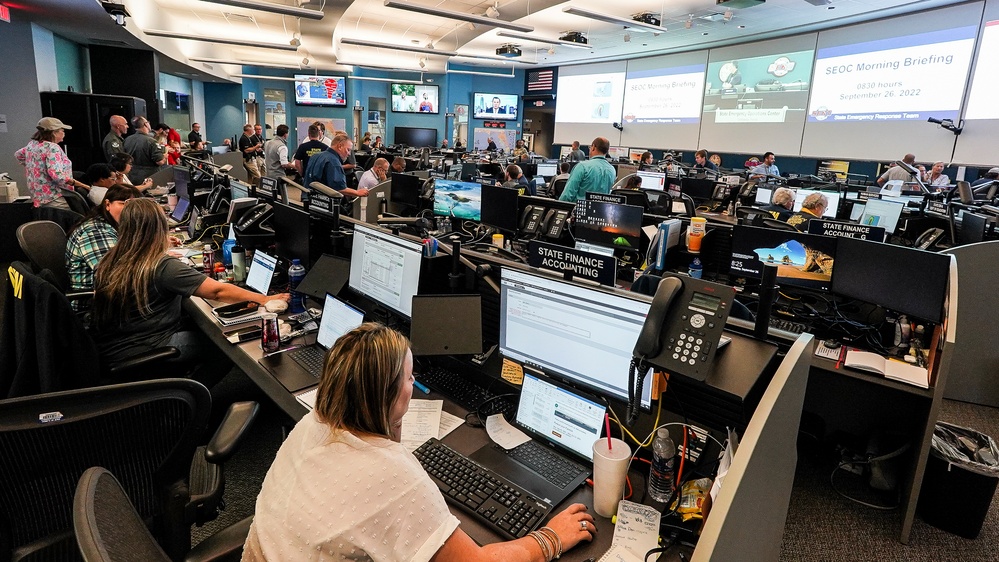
[238,124,263,184]
[188,122,204,150]
[293,124,329,178]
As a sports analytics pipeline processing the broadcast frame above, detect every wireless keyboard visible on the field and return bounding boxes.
[417,365,517,418]
[414,438,551,540]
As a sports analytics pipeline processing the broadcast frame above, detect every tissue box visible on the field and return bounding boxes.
[0,180,18,203]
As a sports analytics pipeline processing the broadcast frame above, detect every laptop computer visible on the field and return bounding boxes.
[244,250,278,294]
[469,372,605,507]
[167,196,191,226]
[259,293,366,392]
[294,254,350,302]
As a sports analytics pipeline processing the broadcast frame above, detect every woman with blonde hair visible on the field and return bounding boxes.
[92,198,288,381]
[244,323,597,561]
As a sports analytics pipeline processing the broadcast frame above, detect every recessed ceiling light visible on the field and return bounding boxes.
[738,25,746,29]
[702,32,708,36]
[828,5,835,8]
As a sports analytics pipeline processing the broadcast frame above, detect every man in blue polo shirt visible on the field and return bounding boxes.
[559,137,615,203]
[304,134,370,199]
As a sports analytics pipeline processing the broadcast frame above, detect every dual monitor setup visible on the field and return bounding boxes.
[754,186,907,236]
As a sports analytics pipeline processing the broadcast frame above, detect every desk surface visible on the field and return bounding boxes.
[183,297,691,561]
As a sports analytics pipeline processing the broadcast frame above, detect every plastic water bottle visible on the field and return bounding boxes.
[648,428,676,503]
[288,259,306,314]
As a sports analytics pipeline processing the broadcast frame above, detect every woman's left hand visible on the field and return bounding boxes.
[168,236,182,247]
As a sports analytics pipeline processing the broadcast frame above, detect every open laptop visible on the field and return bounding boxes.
[243,250,278,294]
[469,372,605,507]
[167,196,191,227]
[259,293,365,392]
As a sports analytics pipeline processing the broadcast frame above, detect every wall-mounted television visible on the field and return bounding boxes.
[391,84,439,114]
[294,75,347,107]
[394,126,437,147]
[473,92,518,120]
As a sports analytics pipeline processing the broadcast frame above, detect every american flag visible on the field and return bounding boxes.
[526,69,555,93]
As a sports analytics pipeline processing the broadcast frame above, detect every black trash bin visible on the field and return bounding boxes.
[917,421,999,539]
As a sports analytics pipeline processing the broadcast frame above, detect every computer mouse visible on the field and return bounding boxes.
[264,300,288,313]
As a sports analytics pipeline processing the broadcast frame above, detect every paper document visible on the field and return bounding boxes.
[597,500,662,562]
[296,388,318,410]
[485,414,530,450]
[438,411,464,440]
[401,400,444,452]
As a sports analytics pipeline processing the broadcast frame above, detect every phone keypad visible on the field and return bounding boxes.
[667,312,721,367]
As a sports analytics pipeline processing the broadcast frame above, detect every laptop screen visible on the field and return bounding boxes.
[516,372,606,461]
[171,196,190,221]
[316,293,365,350]
[245,250,278,295]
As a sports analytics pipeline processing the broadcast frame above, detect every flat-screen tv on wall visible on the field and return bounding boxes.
[473,92,518,120]
[395,127,438,147]
[391,84,439,114]
[294,75,347,107]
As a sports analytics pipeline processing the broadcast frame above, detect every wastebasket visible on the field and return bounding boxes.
[917,421,999,539]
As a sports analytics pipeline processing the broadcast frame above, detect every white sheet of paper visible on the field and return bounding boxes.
[598,500,661,562]
[296,388,318,410]
[401,399,443,452]
[711,428,739,502]
[485,414,530,450]
[438,411,464,439]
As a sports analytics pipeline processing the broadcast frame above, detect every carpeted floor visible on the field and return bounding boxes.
[196,370,999,560]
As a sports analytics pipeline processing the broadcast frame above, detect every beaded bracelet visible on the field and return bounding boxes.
[528,530,552,562]
[538,526,563,559]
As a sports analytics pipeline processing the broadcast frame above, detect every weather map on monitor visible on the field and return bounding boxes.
[294,75,346,107]
[433,179,482,221]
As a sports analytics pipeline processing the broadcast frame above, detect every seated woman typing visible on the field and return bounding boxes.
[65,184,141,305]
[243,323,596,562]
[91,198,288,383]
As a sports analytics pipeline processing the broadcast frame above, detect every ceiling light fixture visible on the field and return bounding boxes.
[350,75,424,84]
[231,73,300,82]
[383,0,534,33]
[143,29,299,51]
[198,0,324,20]
[685,16,693,29]
[452,53,538,64]
[485,4,500,18]
[340,37,459,57]
[190,57,305,69]
[290,33,301,47]
[561,6,664,33]
[445,62,516,77]
[495,31,591,49]
[336,60,426,73]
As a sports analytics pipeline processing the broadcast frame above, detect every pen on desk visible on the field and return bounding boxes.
[413,380,431,394]
[262,344,304,358]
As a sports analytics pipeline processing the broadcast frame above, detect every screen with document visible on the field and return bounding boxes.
[348,224,423,318]
[516,373,606,461]
[317,294,365,349]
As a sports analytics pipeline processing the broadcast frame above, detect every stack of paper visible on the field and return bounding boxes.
[598,500,662,562]
[844,349,928,389]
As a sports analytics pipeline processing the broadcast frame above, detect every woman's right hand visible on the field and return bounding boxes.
[543,503,596,553]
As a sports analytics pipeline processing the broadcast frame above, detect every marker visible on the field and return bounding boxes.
[413,380,431,394]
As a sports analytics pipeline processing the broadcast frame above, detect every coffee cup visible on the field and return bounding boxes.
[592,438,632,517]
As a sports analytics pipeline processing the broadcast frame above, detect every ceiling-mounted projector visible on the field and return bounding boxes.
[634,13,661,27]
[496,44,522,57]
[559,32,587,45]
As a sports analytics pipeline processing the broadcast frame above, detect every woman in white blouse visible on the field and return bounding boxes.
[924,161,950,188]
[243,323,596,562]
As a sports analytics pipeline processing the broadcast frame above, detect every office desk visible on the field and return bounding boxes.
[183,296,691,560]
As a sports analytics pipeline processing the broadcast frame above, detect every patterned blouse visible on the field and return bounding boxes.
[66,217,118,293]
[15,140,73,207]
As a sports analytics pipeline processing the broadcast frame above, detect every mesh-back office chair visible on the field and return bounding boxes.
[550,178,569,199]
[59,188,92,215]
[16,220,74,293]
[74,467,251,562]
[0,379,258,562]
[761,218,799,232]
[736,207,773,227]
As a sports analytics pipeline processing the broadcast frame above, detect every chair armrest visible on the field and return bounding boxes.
[183,516,253,562]
[106,346,181,376]
[205,401,259,464]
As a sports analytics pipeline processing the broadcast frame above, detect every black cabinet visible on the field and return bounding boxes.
[40,91,146,172]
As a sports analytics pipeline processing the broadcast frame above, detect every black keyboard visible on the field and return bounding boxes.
[414,438,551,540]
[418,365,517,418]
[769,316,808,335]
[289,346,325,378]
[508,441,587,490]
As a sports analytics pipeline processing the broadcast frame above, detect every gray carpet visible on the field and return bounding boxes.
[195,370,999,560]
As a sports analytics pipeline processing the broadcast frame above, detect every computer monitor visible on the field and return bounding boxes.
[858,199,904,234]
[173,166,190,199]
[755,186,774,206]
[460,162,479,182]
[432,179,482,221]
[391,173,423,208]
[832,237,950,323]
[960,212,989,244]
[730,225,838,291]
[499,268,653,409]
[317,293,366,350]
[536,162,558,177]
[230,179,251,201]
[608,146,630,161]
[636,170,666,191]
[520,162,537,178]
[680,177,717,200]
[348,224,422,318]
[792,190,840,218]
[447,163,462,180]
[849,201,866,221]
[271,201,311,265]
[572,200,644,249]
[480,184,520,233]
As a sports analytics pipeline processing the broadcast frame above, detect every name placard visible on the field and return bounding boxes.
[927,200,948,215]
[586,192,626,205]
[807,220,886,241]
[857,191,881,201]
[528,240,616,286]
[308,192,337,218]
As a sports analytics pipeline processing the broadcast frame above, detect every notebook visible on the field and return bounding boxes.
[469,372,605,507]
[259,293,365,392]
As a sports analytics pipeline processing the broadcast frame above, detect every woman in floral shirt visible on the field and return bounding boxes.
[15,117,78,209]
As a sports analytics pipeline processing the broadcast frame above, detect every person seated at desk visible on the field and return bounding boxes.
[638,151,654,169]
[66,184,142,308]
[762,187,795,221]
[750,152,780,183]
[786,192,827,231]
[91,199,289,384]
[503,164,534,195]
[358,157,389,190]
[624,175,642,190]
[710,153,723,168]
[692,149,718,173]
[391,156,407,174]
[108,153,153,193]
[81,163,118,205]
[242,323,595,561]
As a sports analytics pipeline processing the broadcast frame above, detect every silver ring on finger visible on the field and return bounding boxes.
[580,521,587,530]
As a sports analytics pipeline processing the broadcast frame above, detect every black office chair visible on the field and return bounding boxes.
[0,378,258,561]
[16,220,75,293]
[736,207,773,227]
[611,189,651,211]
[551,178,569,199]
[60,188,92,215]
[74,467,251,562]
[761,218,799,232]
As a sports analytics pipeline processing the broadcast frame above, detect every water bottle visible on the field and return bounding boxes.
[202,244,214,276]
[288,259,306,314]
[648,428,676,503]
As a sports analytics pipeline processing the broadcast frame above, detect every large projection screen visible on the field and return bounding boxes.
[698,34,816,156]
[554,61,627,145]
[801,3,981,163]
[620,51,708,150]
[954,0,999,164]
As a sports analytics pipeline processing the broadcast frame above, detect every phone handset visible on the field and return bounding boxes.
[520,205,544,235]
[628,277,684,425]
[235,203,273,234]
[915,227,944,250]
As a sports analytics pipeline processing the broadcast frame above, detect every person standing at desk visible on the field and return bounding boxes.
[238,124,263,185]
[560,137,615,203]
[877,154,918,186]
[786,192,827,231]
[750,152,780,183]
[567,141,586,162]
[304,135,370,198]
[486,137,498,151]
[242,323,596,561]
[103,115,128,163]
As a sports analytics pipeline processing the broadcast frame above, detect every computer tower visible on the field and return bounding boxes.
[40,91,147,172]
